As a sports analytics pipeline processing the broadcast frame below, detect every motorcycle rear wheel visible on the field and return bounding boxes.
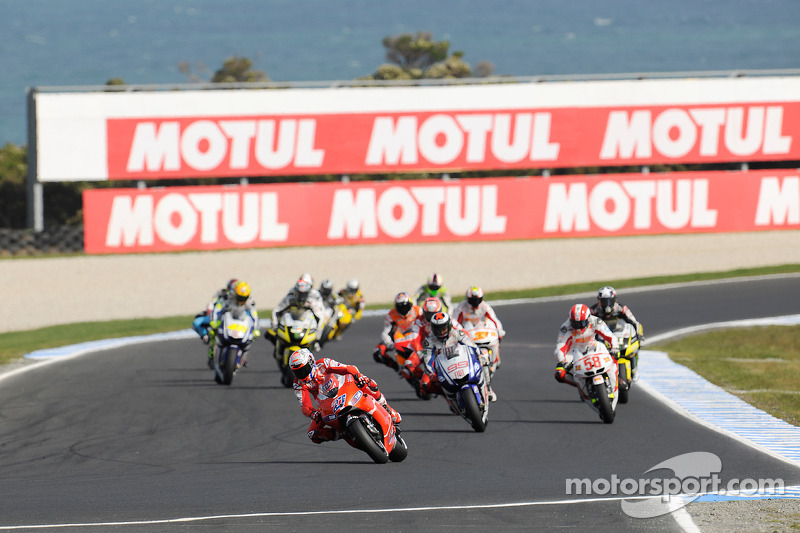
[348,418,389,464]
[461,390,488,432]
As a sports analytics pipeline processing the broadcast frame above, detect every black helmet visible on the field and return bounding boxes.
[394,292,413,316]
[430,312,452,341]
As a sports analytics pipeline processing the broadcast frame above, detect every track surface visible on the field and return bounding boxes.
[1,276,799,531]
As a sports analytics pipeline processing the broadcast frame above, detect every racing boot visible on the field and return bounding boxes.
[383,403,402,425]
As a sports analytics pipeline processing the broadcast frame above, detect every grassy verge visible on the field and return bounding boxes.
[2,262,799,400]
[651,326,800,426]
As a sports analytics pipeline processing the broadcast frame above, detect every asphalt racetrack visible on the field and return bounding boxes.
[1,275,799,532]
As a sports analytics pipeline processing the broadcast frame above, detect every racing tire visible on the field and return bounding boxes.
[461,389,488,433]
[221,346,237,385]
[388,434,409,463]
[348,418,389,464]
[593,382,615,424]
[618,361,630,404]
[618,386,629,404]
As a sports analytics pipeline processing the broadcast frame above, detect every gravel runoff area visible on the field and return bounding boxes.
[4,229,800,531]
[3,229,800,334]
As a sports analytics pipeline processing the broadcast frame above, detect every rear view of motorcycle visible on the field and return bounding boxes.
[603,317,643,404]
[427,343,490,432]
[566,342,619,423]
[213,307,257,385]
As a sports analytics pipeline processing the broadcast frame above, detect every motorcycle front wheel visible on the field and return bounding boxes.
[460,389,488,433]
[593,382,615,424]
[389,434,408,462]
[219,346,237,385]
[347,418,389,464]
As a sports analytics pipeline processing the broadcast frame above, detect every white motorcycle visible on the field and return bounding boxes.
[565,341,619,423]
[214,307,258,385]
[463,321,501,375]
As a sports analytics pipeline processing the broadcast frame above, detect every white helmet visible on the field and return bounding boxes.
[345,279,359,293]
[597,286,617,314]
[289,348,315,380]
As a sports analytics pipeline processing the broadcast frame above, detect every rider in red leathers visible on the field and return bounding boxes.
[373,292,422,371]
[399,296,442,383]
[554,303,619,388]
[289,348,401,444]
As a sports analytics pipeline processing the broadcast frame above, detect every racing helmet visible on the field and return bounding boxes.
[569,303,591,332]
[300,273,314,285]
[430,312,452,341]
[226,278,239,293]
[320,376,340,398]
[345,278,359,294]
[422,296,443,322]
[597,286,617,314]
[320,279,334,299]
[289,348,315,380]
[233,281,251,305]
[427,273,443,292]
[466,286,484,308]
[394,292,413,316]
[294,279,312,304]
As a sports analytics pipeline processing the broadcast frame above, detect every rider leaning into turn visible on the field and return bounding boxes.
[412,273,453,312]
[418,312,498,402]
[289,348,402,444]
[554,303,619,388]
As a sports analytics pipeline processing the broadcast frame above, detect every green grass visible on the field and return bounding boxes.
[3,262,800,425]
[652,325,800,426]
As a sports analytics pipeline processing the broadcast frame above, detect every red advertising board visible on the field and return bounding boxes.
[83,170,800,254]
[105,103,798,180]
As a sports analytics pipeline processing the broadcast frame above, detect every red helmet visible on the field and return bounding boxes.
[430,312,452,341]
[422,296,443,322]
[394,292,413,316]
[569,304,591,332]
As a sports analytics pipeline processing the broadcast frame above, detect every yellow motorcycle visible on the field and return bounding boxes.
[319,300,353,346]
[603,317,644,404]
[267,306,319,387]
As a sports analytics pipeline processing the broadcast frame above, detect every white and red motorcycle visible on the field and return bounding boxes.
[565,341,619,424]
[462,321,501,376]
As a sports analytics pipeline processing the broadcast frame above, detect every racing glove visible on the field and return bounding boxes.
[310,410,322,423]
[355,373,369,388]
[554,362,568,383]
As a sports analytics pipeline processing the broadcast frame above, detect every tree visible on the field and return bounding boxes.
[0,143,27,228]
[361,32,493,81]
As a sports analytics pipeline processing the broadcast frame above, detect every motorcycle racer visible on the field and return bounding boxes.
[419,312,497,402]
[289,348,402,444]
[589,286,644,345]
[413,273,453,312]
[338,278,365,320]
[373,292,422,371]
[192,278,238,366]
[554,303,619,387]
[209,281,260,365]
[452,286,506,366]
[270,276,327,347]
[399,296,443,382]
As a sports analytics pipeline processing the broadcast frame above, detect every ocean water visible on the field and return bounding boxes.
[2,0,799,146]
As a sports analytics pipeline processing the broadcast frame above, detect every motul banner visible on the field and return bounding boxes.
[83,170,800,254]
[35,76,800,181]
